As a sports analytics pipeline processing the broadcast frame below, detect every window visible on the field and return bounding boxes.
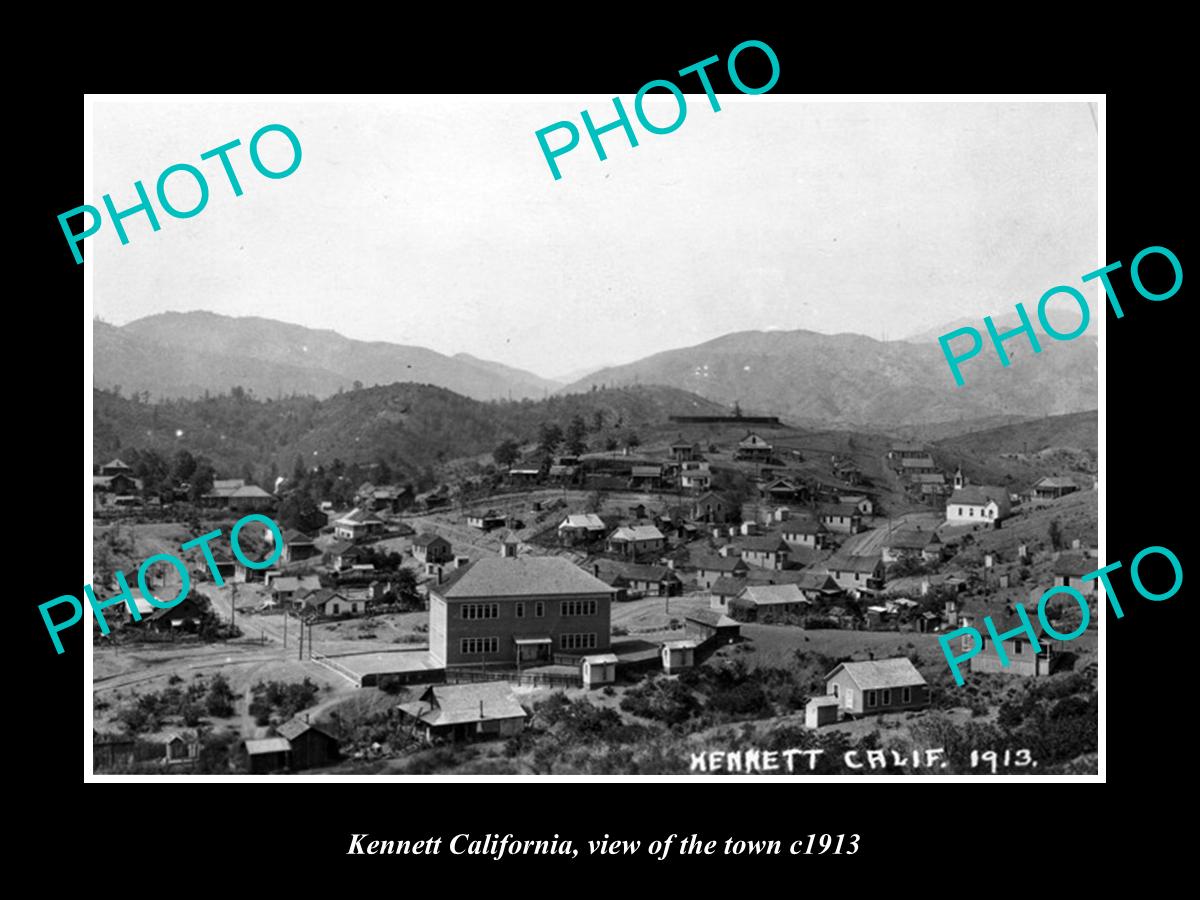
[832,684,839,698]
[460,603,499,620]
[561,599,598,617]
[901,687,911,704]
[535,601,544,617]
[460,637,498,655]
[881,689,891,705]
[560,633,597,651]
[866,691,877,708]
[969,508,975,517]
[516,602,525,618]
[981,637,988,649]
[1013,640,1023,655]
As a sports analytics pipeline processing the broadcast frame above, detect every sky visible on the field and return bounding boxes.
[92,98,1098,380]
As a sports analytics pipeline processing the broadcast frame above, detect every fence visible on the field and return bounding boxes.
[444,667,581,689]
[310,651,363,687]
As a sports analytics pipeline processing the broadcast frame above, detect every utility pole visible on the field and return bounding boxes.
[230,581,236,639]
[283,605,288,648]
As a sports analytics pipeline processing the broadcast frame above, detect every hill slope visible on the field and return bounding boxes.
[95,312,561,403]
[561,329,1096,427]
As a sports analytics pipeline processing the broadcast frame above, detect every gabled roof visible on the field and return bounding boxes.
[909,473,946,484]
[413,532,450,547]
[739,432,772,448]
[283,529,314,545]
[469,509,505,519]
[827,553,883,574]
[560,513,606,531]
[693,554,749,574]
[326,539,355,556]
[794,570,841,593]
[630,466,662,477]
[948,485,1009,507]
[102,458,133,470]
[693,491,726,505]
[738,535,790,553]
[1035,476,1078,489]
[299,588,348,609]
[271,576,301,592]
[337,507,384,525]
[820,504,862,518]
[900,456,937,468]
[230,484,273,499]
[738,584,809,606]
[890,442,925,453]
[609,525,665,542]
[245,737,291,755]
[277,718,337,741]
[710,575,748,596]
[885,530,942,550]
[399,682,526,726]
[1053,552,1096,577]
[433,556,614,599]
[782,518,826,535]
[826,658,927,690]
[685,608,740,628]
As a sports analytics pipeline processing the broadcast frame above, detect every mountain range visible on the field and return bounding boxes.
[94,312,1097,428]
[94,313,562,403]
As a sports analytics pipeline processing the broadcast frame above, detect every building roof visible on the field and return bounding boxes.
[794,570,842,593]
[738,534,790,554]
[299,588,346,609]
[283,529,314,545]
[277,718,336,741]
[692,491,726,506]
[469,509,505,520]
[271,577,301,592]
[631,466,662,477]
[900,457,937,468]
[433,556,614,599]
[337,507,384,525]
[685,608,740,628]
[1053,552,1096,577]
[827,658,927,691]
[827,554,883,574]
[782,518,826,535]
[890,442,925,453]
[102,458,133,470]
[230,485,273,499]
[710,575,747,596]
[244,737,291,755]
[326,539,356,557]
[693,554,749,574]
[739,432,772,448]
[885,530,942,550]
[948,485,1009,507]
[909,473,946,484]
[413,532,449,547]
[762,478,800,492]
[212,478,246,492]
[1035,476,1078,489]
[609,525,665,542]
[821,504,862,518]
[738,584,809,606]
[400,682,526,727]
[583,653,621,664]
[681,470,712,482]
[560,513,606,531]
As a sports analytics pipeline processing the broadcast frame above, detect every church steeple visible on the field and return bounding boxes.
[953,467,965,490]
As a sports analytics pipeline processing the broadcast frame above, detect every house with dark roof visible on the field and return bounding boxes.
[398,682,528,743]
[838,494,873,515]
[427,549,615,667]
[282,529,318,564]
[670,438,700,461]
[691,553,750,590]
[888,443,927,461]
[691,491,729,523]
[734,432,773,462]
[100,458,135,477]
[820,504,864,534]
[761,478,805,502]
[684,608,741,643]
[825,658,929,716]
[412,533,453,565]
[1032,476,1080,501]
[589,560,681,599]
[737,534,791,570]
[781,518,829,550]
[93,472,140,495]
[731,584,811,622]
[228,484,275,513]
[1053,552,1099,597]
[276,717,340,769]
[299,588,362,617]
[826,554,886,592]
[882,529,944,564]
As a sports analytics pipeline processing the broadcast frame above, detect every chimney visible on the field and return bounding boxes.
[479,700,484,718]
[437,567,444,585]
[593,563,600,578]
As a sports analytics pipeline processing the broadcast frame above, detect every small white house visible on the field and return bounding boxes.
[805,696,840,728]
[581,653,619,688]
[661,640,698,674]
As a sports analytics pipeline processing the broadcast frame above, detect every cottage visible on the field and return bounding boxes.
[680,469,713,491]
[692,554,750,590]
[732,584,811,622]
[670,438,699,461]
[142,595,206,632]
[793,569,843,601]
[299,588,362,617]
[826,553,886,592]
[781,518,829,550]
[838,494,873,515]
[334,507,386,542]
[100,458,135,477]
[805,696,840,728]
[910,472,948,496]
[606,525,666,558]
[228,484,276,513]
[736,534,791,570]
[326,540,368,572]
[899,456,938,474]
[661,639,698,673]
[412,533,453,565]
[761,478,804,501]
[276,717,340,769]
[735,432,773,462]
[557,513,607,546]
[201,478,248,508]
[591,560,681,598]
[888,443,927,462]
[820,504,863,535]
[467,509,507,531]
[684,608,741,644]
[581,653,619,688]
[269,575,320,606]
[691,491,729,524]
[428,551,614,667]
[163,732,200,764]
[1052,552,1098,597]
[882,529,944,564]
[244,737,292,773]
[282,529,318,564]
[398,683,527,743]
[708,575,746,611]
[629,465,663,488]
[508,467,542,484]
[825,658,929,716]
[93,472,140,495]
[959,613,1057,676]
[1033,476,1079,501]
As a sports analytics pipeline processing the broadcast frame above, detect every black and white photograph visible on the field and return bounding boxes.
[85,95,1101,778]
